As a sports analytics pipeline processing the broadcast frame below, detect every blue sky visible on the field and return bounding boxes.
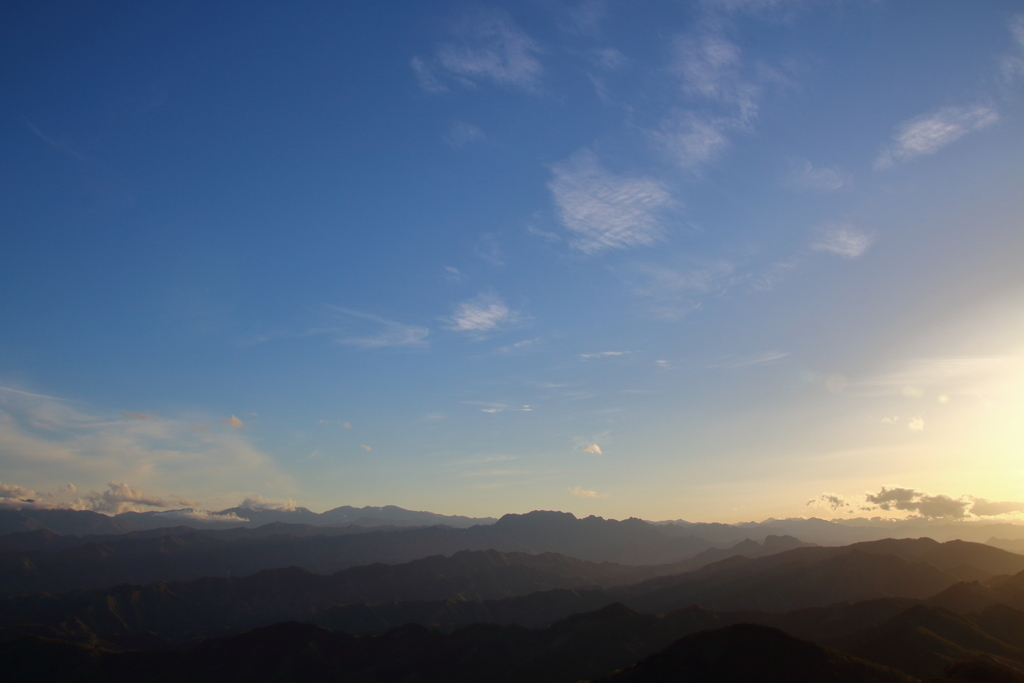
[2,0,1023,522]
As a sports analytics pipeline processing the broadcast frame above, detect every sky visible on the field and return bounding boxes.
[1,0,1023,523]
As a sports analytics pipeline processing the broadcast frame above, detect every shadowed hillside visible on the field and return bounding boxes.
[0,549,690,642]
[591,623,915,682]
[0,511,754,593]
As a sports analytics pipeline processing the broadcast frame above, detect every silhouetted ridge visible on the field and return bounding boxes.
[592,623,915,682]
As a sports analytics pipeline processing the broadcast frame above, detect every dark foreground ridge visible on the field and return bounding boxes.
[11,607,1024,683]
[594,623,915,682]
[0,608,912,683]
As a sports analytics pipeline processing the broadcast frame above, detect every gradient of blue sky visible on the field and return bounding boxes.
[2,0,1023,521]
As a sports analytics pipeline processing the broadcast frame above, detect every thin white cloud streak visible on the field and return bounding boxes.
[474,234,504,266]
[593,48,626,70]
[853,356,1022,399]
[443,292,524,336]
[787,159,847,192]
[327,307,429,348]
[558,0,609,37]
[875,105,999,169]
[411,57,448,93]
[1000,14,1024,82]
[748,259,799,292]
[243,308,428,350]
[549,150,674,253]
[811,223,875,259]
[461,468,528,478]
[444,122,486,148]
[0,385,74,402]
[495,337,542,354]
[580,351,629,359]
[706,0,803,15]
[619,260,734,319]
[711,351,790,368]
[415,9,543,92]
[449,454,518,466]
[23,118,91,162]
[236,494,297,512]
[627,261,734,297]
[568,485,608,498]
[464,401,533,414]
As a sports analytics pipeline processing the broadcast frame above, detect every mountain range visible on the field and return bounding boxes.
[7,505,1024,546]
[5,507,1024,681]
[0,511,808,593]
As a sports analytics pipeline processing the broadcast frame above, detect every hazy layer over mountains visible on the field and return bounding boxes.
[0,504,496,535]
[5,504,1024,545]
[5,504,1024,682]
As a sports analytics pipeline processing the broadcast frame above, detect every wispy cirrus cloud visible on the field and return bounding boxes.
[0,385,74,402]
[464,401,533,414]
[556,0,609,37]
[549,149,675,253]
[707,0,803,15]
[874,105,999,169]
[619,260,735,319]
[1000,14,1024,83]
[23,118,92,162]
[569,485,608,498]
[710,350,789,369]
[647,20,785,170]
[648,113,732,169]
[786,158,848,192]
[443,292,525,337]
[811,223,875,259]
[580,351,629,359]
[672,33,759,123]
[852,356,1021,399]
[413,9,543,93]
[444,122,486,148]
[244,308,429,350]
[593,47,627,70]
[327,307,430,348]
[495,337,542,354]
